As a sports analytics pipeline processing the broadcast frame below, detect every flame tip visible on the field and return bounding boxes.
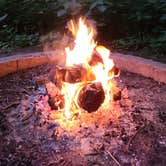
[62,17,118,119]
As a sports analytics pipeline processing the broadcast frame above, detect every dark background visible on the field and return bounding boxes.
[0,0,165,62]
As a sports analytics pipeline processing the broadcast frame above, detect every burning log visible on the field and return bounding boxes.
[109,66,120,77]
[77,82,105,113]
[63,65,88,83]
[113,91,121,101]
[88,51,103,66]
[52,65,96,84]
[45,82,64,110]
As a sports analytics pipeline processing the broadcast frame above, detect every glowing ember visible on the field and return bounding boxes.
[59,17,119,119]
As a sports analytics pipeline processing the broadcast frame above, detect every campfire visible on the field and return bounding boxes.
[44,17,120,129]
[1,15,166,166]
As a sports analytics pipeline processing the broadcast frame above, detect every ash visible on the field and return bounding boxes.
[0,65,166,166]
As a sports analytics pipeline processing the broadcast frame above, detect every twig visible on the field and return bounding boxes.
[51,150,64,165]
[106,150,121,166]
[6,88,30,95]
[19,88,31,95]
[21,112,34,122]
[126,123,147,151]
[85,152,100,156]
[51,150,58,161]
[1,101,20,110]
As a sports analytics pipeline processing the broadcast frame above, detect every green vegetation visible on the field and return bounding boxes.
[0,0,165,61]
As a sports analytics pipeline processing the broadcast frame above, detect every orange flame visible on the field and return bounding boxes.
[65,17,96,67]
[61,17,117,119]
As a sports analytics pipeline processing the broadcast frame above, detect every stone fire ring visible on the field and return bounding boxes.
[0,51,166,84]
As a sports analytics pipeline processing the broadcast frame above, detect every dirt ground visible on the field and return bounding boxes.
[0,64,166,166]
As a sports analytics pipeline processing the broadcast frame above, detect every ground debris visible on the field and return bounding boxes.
[0,65,166,166]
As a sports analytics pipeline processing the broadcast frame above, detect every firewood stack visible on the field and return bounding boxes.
[45,51,120,113]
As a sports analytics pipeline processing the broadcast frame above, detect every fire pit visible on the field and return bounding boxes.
[28,17,121,133]
[0,65,166,165]
[0,17,166,166]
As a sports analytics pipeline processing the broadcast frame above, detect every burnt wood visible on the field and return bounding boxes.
[77,82,105,113]
[45,82,64,110]
[51,65,96,84]
[109,66,120,77]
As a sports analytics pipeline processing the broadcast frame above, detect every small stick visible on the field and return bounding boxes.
[19,88,30,95]
[126,123,147,151]
[51,150,65,165]
[51,150,58,161]
[1,101,20,110]
[106,150,121,166]
[6,88,30,95]
[85,152,99,156]
[21,112,34,122]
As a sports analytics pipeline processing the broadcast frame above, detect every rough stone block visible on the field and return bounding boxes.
[113,53,166,84]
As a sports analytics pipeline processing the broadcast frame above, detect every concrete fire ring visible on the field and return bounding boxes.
[0,51,166,84]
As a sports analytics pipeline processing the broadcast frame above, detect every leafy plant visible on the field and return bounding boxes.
[0,0,165,61]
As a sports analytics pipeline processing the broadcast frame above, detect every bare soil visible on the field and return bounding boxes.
[0,64,166,166]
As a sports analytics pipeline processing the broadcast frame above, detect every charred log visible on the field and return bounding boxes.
[64,65,87,83]
[109,66,120,77]
[88,51,103,66]
[77,82,105,113]
[113,91,121,101]
[52,65,96,84]
[45,82,64,110]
